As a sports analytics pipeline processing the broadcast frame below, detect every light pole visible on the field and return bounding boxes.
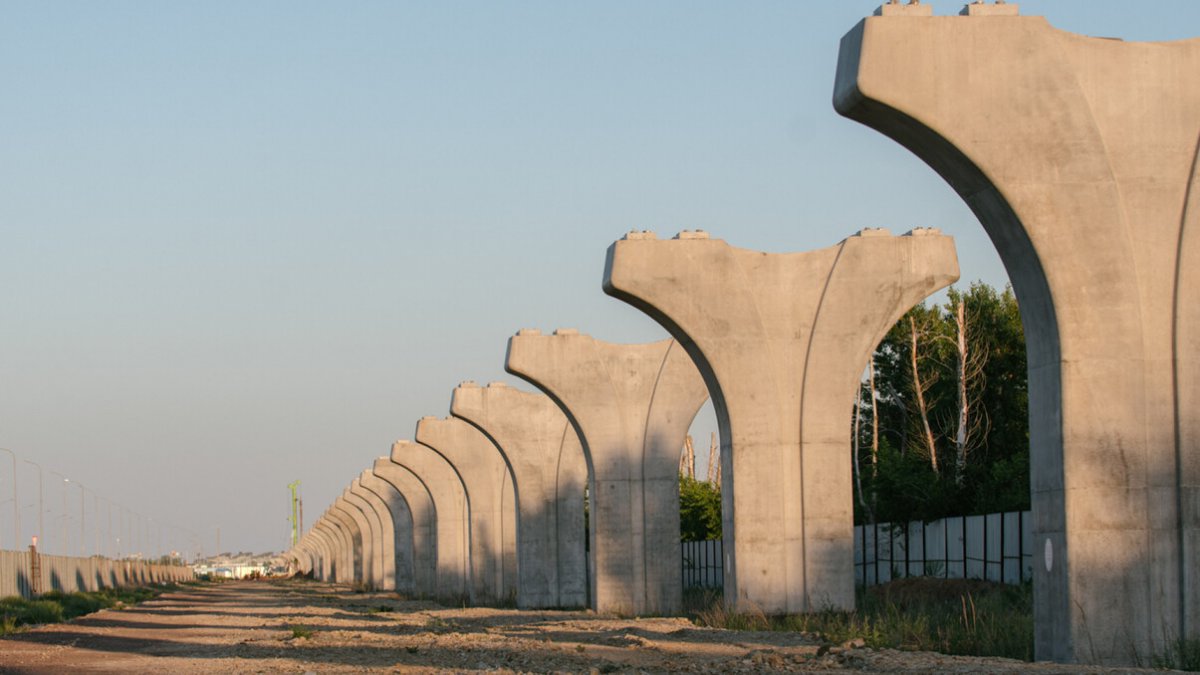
[0,448,19,550]
[22,459,43,548]
[75,481,86,557]
[49,470,67,555]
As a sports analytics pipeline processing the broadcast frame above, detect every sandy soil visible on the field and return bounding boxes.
[0,580,1175,673]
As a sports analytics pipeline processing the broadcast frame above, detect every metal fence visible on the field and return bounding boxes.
[0,549,194,599]
[682,509,1033,590]
[681,538,723,589]
[856,510,1032,586]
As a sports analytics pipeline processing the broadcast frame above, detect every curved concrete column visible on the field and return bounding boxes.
[360,468,415,594]
[338,493,378,587]
[604,229,957,613]
[391,440,470,601]
[314,520,344,582]
[834,6,1199,664]
[416,415,518,605]
[344,487,386,590]
[373,456,433,596]
[506,332,708,615]
[312,529,335,581]
[353,475,399,591]
[451,381,588,609]
[328,504,365,584]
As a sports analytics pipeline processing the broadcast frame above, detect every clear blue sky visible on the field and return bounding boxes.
[1,2,1196,557]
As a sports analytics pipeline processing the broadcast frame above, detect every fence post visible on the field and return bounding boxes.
[28,543,41,597]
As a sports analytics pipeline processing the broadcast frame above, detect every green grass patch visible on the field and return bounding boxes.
[690,578,1033,661]
[288,624,315,639]
[0,583,179,635]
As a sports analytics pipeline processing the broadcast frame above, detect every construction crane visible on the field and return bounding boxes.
[287,480,301,547]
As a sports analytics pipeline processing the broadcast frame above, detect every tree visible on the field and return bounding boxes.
[853,282,1028,525]
[679,475,722,541]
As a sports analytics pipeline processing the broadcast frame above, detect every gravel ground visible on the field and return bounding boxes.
[0,580,1180,673]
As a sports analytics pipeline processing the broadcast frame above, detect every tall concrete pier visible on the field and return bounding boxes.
[360,468,416,594]
[835,4,1199,663]
[506,331,708,614]
[390,440,470,601]
[372,456,436,597]
[605,229,957,613]
[451,381,589,609]
[351,476,397,591]
[416,416,519,605]
[343,487,385,589]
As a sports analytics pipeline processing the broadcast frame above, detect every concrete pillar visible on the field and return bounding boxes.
[452,381,589,609]
[391,439,471,602]
[360,466,416,595]
[328,503,365,584]
[506,331,708,615]
[345,485,388,590]
[373,456,435,597]
[315,520,344,582]
[834,5,1199,664]
[604,228,957,613]
[335,496,375,586]
[416,415,519,605]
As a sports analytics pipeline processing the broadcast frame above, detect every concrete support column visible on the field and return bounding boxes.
[373,456,434,596]
[360,467,416,595]
[834,6,1200,664]
[328,504,365,584]
[506,332,707,615]
[345,485,387,590]
[391,440,470,602]
[351,477,396,591]
[452,381,589,609]
[604,229,957,613]
[416,415,519,605]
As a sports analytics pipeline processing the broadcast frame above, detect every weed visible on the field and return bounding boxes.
[288,624,315,639]
[690,578,1033,661]
[1153,636,1200,671]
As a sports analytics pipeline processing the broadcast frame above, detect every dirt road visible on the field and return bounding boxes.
[0,581,1170,673]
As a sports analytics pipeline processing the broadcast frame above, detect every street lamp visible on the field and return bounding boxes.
[22,459,43,548]
[49,471,67,556]
[0,448,19,550]
[74,481,86,557]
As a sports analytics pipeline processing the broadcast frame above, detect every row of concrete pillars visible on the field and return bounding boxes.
[288,3,1198,666]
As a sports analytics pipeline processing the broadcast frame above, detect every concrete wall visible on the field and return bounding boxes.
[834,4,1199,664]
[0,550,193,598]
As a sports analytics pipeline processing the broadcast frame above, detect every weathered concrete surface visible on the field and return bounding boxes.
[316,516,351,583]
[344,487,386,590]
[373,456,435,597]
[390,440,470,601]
[452,381,589,609]
[316,521,344,582]
[360,467,416,594]
[329,501,367,585]
[834,6,1200,664]
[351,476,397,591]
[416,415,519,605]
[605,229,957,614]
[308,527,332,580]
[507,331,707,615]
